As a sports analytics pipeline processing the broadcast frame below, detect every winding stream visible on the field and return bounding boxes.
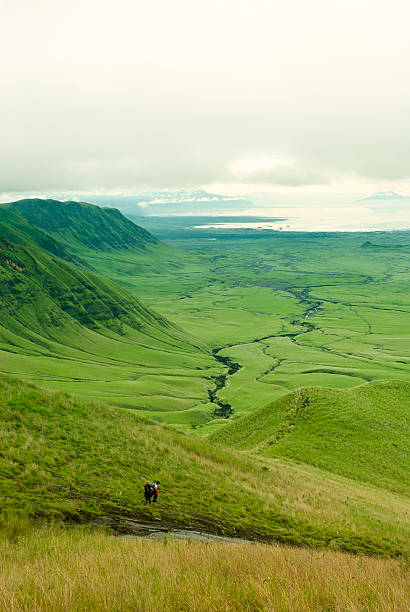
[208,286,323,418]
[207,271,409,419]
[208,350,242,418]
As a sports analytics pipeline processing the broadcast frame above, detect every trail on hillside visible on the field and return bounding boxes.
[111,519,253,544]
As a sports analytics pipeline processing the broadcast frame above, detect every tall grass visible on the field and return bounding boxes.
[0,526,408,611]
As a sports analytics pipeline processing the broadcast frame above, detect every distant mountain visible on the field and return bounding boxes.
[7,198,158,251]
[0,206,185,339]
[140,198,251,216]
[78,190,253,216]
[2,197,190,281]
[360,190,409,201]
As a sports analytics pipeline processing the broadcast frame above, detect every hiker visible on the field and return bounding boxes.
[151,481,160,503]
[144,481,153,504]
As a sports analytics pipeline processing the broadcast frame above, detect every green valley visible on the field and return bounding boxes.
[4,3,410,607]
[0,198,409,612]
[0,200,409,561]
[77,214,410,431]
[1,200,409,431]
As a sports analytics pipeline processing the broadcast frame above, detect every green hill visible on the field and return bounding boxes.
[1,374,408,557]
[0,206,89,268]
[7,198,158,251]
[0,210,219,416]
[4,197,190,290]
[0,230,170,334]
[210,382,410,495]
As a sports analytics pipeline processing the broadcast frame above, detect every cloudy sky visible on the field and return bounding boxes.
[1,0,410,219]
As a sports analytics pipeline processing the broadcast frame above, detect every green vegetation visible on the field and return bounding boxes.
[211,381,410,495]
[1,374,409,557]
[1,201,408,429]
[112,222,410,429]
[1,526,408,611]
[0,205,219,413]
[0,198,409,609]
[7,198,188,276]
[8,198,158,251]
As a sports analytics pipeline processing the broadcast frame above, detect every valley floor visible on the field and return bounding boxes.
[83,225,410,430]
[1,204,409,430]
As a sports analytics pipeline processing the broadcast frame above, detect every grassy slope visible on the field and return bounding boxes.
[7,198,158,251]
[0,207,89,268]
[0,209,218,414]
[210,381,410,495]
[1,528,408,612]
[7,198,188,277]
[0,375,409,557]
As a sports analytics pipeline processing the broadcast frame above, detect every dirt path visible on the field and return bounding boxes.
[110,519,253,544]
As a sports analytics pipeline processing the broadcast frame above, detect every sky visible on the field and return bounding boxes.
[1,0,410,224]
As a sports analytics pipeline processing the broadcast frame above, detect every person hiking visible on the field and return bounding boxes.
[151,481,160,503]
[144,481,153,503]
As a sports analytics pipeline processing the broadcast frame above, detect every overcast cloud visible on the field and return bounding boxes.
[1,0,410,205]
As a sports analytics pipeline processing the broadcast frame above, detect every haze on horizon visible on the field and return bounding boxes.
[1,0,410,222]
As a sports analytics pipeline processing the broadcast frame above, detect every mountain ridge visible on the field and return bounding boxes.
[7,198,158,251]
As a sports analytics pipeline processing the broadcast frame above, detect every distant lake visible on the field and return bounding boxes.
[129,212,410,240]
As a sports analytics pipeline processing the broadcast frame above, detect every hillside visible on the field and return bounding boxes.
[0,231,170,335]
[0,212,219,415]
[1,530,408,612]
[0,375,409,557]
[0,206,89,268]
[4,197,190,287]
[7,198,158,251]
[210,382,410,495]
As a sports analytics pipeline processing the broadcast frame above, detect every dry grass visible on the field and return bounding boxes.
[0,526,408,611]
